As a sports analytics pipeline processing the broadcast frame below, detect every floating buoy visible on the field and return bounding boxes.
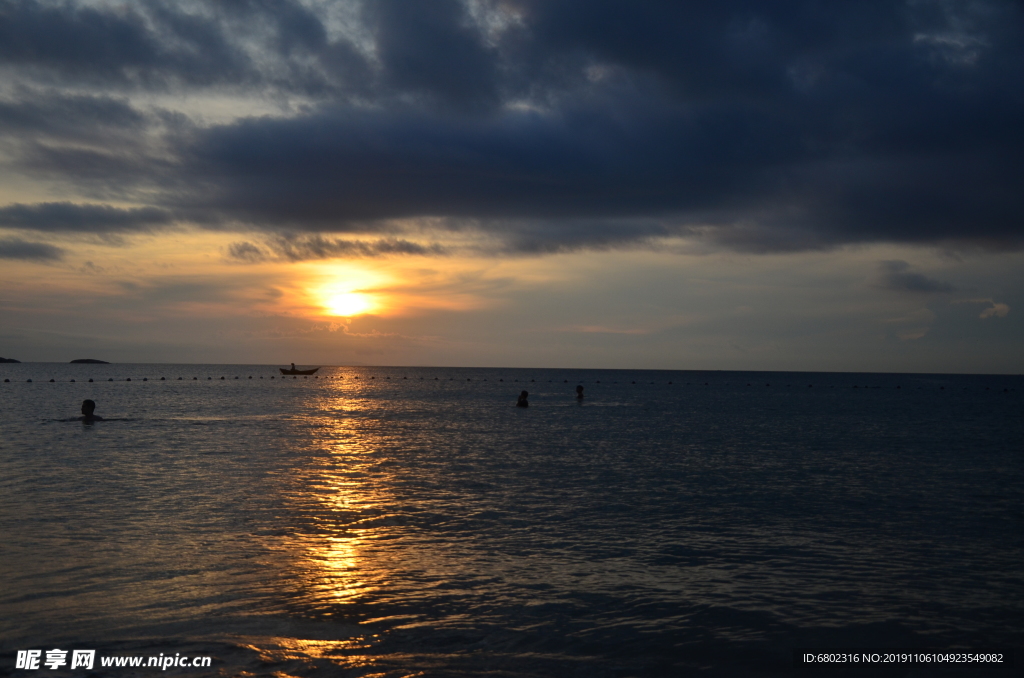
[126,378,131,381]
[207,377,212,380]
[220,376,225,380]
[70,379,75,382]
[178,377,182,380]
[27,379,32,382]
[160,377,165,380]
[109,378,113,382]
[403,376,407,379]
[270,376,275,379]
[50,379,55,382]
[193,377,198,380]
[143,378,148,381]
[89,378,94,382]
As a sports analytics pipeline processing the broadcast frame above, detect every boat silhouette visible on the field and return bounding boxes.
[280,366,319,375]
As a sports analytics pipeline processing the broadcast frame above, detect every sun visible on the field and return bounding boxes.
[323,291,374,317]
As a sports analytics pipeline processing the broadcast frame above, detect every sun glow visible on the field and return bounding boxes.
[311,266,388,317]
[324,291,374,317]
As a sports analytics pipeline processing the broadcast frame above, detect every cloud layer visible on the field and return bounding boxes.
[2,0,1023,254]
[876,260,954,293]
[0,237,63,260]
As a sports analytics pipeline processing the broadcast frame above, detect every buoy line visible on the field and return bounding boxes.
[0,374,1016,392]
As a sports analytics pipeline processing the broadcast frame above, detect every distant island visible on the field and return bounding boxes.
[70,358,110,364]
[0,357,20,363]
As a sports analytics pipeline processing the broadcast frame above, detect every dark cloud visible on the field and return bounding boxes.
[227,240,266,263]
[228,235,448,262]
[0,0,246,87]
[0,90,146,142]
[0,202,175,233]
[0,237,64,261]
[367,0,500,110]
[2,0,1023,253]
[0,0,378,95]
[876,260,954,293]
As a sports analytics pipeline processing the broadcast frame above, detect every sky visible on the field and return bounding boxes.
[1,0,1022,372]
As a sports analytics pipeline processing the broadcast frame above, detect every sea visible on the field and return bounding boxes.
[1,364,1021,677]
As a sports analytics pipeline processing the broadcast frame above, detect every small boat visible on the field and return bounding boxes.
[280,367,320,375]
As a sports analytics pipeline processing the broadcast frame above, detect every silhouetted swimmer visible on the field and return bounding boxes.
[291,363,296,371]
[576,385,584,400]
[516,390,529,408]
[79,399,103,422]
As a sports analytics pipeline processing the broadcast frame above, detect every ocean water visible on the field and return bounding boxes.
[1,364,1022,677]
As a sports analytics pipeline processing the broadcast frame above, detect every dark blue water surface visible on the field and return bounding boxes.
[1,364,1022,676]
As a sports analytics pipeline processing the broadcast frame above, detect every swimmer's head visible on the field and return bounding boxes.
[81,399,96,416]
[576,385,584,395]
